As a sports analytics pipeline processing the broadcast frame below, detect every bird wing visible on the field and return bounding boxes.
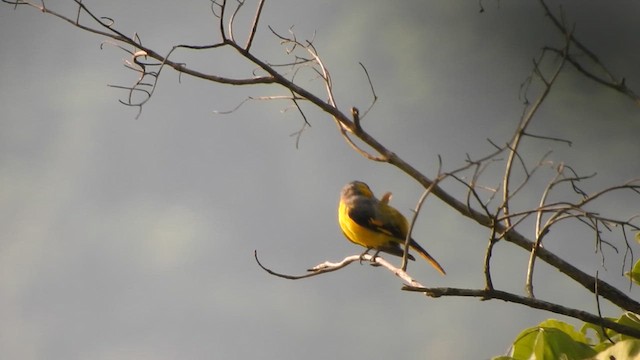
[347,198,406,240]
[345,195,446,275]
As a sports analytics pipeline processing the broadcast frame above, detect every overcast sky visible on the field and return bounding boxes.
[1,1,639,359]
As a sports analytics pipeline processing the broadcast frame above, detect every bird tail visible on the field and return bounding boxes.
[410,239,446,275]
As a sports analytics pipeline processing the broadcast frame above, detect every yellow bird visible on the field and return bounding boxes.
[338,181,446,275]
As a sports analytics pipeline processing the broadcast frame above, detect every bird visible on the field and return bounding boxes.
[338,180,446,275]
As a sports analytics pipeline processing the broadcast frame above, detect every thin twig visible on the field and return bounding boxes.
[358,62,378,120]
[254,251,423,286]
[245,0,265,51]
[402,160,444,271]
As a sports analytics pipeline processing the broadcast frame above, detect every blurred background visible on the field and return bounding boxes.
[1,1,639,358]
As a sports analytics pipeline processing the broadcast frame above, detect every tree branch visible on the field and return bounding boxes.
[403,285,640,339]
[254,251,424,287]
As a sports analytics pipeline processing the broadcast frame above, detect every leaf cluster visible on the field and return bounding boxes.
[497,239,640,360]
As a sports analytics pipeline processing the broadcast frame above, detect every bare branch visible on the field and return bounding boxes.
[357,62,378,120]
[538,0,640,104]
[245,0,265,51]
[254,251,424,287]
[336,107,387,162]
[484,226,499,290]
[502,42,568,229]
[523,131,573,146]
[402,159,444,271]
[402,285,640,339]
[526,164,564,297]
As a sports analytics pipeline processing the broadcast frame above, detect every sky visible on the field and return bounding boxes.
[1,1,640,359]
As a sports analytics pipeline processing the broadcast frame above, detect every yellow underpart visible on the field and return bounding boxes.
[338,200,397,249]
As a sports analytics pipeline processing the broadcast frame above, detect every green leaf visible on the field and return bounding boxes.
[580,322,614,353]
[581,322,608,343]
[614,312,640,341]
[593,339,640,360]
[509,321,597,360]
[625,259,640,286]
[539,319,591,344]
[581,313,640,352]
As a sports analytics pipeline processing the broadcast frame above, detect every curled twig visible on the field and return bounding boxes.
[254,250,423,286]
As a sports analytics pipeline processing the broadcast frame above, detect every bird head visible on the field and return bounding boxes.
[341,181,374,200]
